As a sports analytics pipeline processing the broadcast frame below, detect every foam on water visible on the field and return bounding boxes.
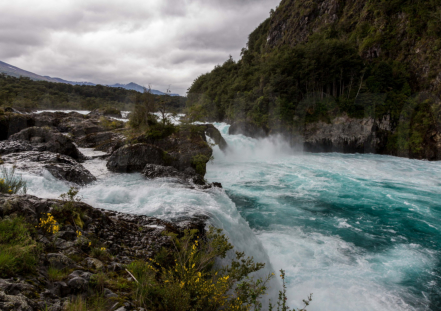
[14,118,441,310]
[206,122,441,311]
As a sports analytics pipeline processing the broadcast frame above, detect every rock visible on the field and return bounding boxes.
[82,257,104,270]
[103,288,118,298]
[50,281,70,297]
[58,116,105,137]
[137,126,213,175]
[75,131,125,154]
[106,143,166,172]
[8,127,84,160]
[47,253,77,270]
[108,262,124,272]
[1,151,96,186]
[89,108,122,119]
[0,291,35,311]
[115,307,128,311]
[0,140,34,155]
[0,113,35,141]
[229,120,268,139]
[142,164,205,185]
[68,270,93,281]
[4,283,36,296]
[303,115,390,154]
[67,277,88,293]
[199,124,228,152]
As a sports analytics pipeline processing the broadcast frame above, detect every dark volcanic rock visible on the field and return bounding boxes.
[106,143,166,172]
[1,151,96,186]
[229,121,268,139]
[137,127,213,175]
[0,113,35,141]
[0,140,34,155]
[142,164,205,185]
[8,127,84,160]
[0,193,209,310]
[58,116,105,137]
[75,131,125,154]
[199,124,228,152]
[303,115,391,154]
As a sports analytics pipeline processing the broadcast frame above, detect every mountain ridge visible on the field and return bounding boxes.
[0,60,179,96]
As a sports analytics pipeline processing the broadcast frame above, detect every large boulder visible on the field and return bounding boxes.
[229,120,268,139]
[33,111,86,129]
[0,140,34,155]
[1,151,96,186]
[106,143,166,172]
[75,131,125,154]
[198,124,228,152]
[58,117,105,137]
[8,127,84,161]
[137,126,213,175]
[0,113,35,141]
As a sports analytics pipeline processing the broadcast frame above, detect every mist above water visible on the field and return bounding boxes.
[14,115,441,310]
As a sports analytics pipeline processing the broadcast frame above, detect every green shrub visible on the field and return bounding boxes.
[0,217,39,277]
[192,154,210,176]
[99,116,124,130]
[0,166,27,194]
[128,227,273,311]
[48,266,70,282]
[52,187,86,228]
[90,247,111,262]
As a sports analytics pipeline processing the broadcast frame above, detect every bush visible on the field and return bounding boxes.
[52,187,86,228]
[128,227,275,311]
[0,166,27,194]
[99,116,124,130]
[192,154,210,176]
[0,217,39,277]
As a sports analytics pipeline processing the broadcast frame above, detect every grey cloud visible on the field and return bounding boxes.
[0,0,280,95]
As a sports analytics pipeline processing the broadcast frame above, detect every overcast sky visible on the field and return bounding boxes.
[0,0,279,95]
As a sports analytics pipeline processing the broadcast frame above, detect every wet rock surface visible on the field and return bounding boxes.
[229,120,269,139]
[106,143,166,172]
[1,151,96,186]
[0,193,208,311]
[8,127,85,160]
[142,164,205,185]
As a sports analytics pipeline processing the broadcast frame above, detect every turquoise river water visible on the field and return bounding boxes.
[17,120,441,311]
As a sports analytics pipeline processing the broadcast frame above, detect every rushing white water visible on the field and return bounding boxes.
[13,114,441,310]
[206,122,441,311]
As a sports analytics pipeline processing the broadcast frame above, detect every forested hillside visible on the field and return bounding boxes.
[187,0,441,158]
[0,74,186,112]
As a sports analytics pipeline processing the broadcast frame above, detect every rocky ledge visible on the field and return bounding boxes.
[0,110,229,187]
[0,193,207,311]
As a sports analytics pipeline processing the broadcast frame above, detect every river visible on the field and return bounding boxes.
[18,118,441,311]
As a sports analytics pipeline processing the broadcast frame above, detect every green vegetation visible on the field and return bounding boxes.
[52,187,87,229]
[187,0,441,155]
[99,116,125,130]
[0,217,39,277]
[0,166,27,194]
[192,154,211,175]
[128,88,178,140]
[0,74,186,112]
[126,226,310,311]
[48,266,71,282]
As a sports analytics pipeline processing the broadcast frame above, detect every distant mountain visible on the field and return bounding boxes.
[0,60,179,96]
[108,82,179,96]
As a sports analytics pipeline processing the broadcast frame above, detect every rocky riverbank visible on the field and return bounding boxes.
[0,109,230,310]
[0,193,207,311]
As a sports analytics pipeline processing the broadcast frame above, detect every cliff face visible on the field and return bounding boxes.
[268,0,441,94]
[188,0,441,160]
